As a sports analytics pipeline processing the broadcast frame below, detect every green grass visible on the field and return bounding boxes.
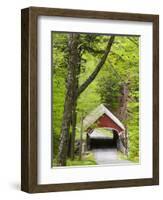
[117,151,139,163]
[67,152,97,166]
[117,151,128,160]
[53,152,96,167]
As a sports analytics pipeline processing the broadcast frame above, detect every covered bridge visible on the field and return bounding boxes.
[83,104,127,153]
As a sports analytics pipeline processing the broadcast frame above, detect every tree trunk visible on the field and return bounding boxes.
[117,82,129,154]
[70,101,77,159]
[117,82,129,121]
[69,41,81,160]
[79,114,84,160]
[57,33,80,166]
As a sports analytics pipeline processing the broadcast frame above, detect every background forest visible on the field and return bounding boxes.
[52,32,139,167]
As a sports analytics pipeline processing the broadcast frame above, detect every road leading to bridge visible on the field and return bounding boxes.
[92,148,132,165]
[90,129,132,165]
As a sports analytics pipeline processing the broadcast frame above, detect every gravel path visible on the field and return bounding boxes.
[93,148,132,165]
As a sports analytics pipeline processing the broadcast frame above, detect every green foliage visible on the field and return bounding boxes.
[52,32,140,165]
[127,101,139,162]
[52,33,68,157]
[97,73,121,112]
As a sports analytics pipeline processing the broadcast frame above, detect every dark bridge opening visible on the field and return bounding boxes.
[87,129,119,150]
[90,138,116,149]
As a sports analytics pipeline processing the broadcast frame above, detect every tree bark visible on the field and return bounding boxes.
[117,82,129,155]
[57,33,80,166]
[70,101,77,159]
[69,42,81,160]
[79,114,84,160]
[117,82,129,121]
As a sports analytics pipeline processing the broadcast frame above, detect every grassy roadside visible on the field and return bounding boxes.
[67,152,96,166]
[117,151,139,163]
[53,151,97,167]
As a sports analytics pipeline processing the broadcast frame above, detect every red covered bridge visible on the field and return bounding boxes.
[83,104,126,152]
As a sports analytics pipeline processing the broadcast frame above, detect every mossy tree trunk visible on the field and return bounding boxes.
[57,33,80,166]
[117,82,129,154]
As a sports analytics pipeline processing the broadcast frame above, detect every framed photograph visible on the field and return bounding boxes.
[21,7,159,193]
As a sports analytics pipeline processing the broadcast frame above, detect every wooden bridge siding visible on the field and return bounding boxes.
[97,114,123,134]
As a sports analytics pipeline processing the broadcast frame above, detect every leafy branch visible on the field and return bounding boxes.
[77,36,115,97]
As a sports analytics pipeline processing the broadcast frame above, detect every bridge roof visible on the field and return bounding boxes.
[83,104,125,131]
